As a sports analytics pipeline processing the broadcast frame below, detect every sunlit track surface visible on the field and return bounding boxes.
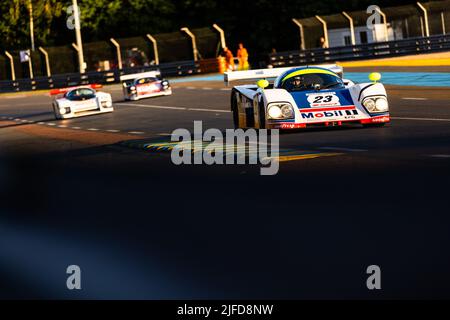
[0,81,450,299]
[1,83,450,159]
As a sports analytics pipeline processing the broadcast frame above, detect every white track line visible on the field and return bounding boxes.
[2,115,134,135]
[392,117,450,122]
[119,103,187,111]
[118,103,229,113]
[401,97,428,101]
[188,108,230,113]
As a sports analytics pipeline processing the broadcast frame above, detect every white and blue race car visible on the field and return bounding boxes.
[225,65,390,130]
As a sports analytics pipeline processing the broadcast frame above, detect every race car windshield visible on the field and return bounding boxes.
[66,88,96,101]
[282,73,344,92]
[135,77,159,84]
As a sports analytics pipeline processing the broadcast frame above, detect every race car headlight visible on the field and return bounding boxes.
[130,86,136,92]
[268,105,282,119]
[281,105,294,118]
[161,80,169,88]
[375,97,389,112]
[363,96,389,113]
[59,107,71,115]
[101,100,112,108]
[267,103,294,120]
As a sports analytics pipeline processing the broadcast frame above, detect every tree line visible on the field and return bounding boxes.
[0,0,419,60]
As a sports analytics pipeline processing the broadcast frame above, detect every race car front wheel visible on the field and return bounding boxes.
[231,89,240,129]
[258,99,266,129]
[53,103,61,120]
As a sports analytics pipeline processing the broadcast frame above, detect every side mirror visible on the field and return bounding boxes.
[369,72,381,83]
[256,79,269,89]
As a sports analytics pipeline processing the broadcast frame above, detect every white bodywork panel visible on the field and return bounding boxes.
[120,71,161,82]
[124,87,172,101]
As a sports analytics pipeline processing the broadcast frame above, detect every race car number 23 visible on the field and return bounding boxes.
[307,93,340,107]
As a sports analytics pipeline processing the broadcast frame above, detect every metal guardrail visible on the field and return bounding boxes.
[268,34,450,67]
[4,35,450,93]
[0,60,198,93]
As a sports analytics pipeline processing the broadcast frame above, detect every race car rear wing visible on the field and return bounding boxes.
[224,64,343,85]
[120,71,161,82]
[49,84,103,96]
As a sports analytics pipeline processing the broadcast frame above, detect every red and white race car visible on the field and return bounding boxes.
[120,71,172,101]
[50,84,113,120]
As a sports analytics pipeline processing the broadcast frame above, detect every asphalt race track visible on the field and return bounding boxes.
[0,78,449,299]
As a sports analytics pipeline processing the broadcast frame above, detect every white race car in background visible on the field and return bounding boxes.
[120,71,172,101]
[50,84,113,120]
[225,65,390,130]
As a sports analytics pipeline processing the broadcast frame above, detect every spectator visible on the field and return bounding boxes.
[237,43,249,71]
[223,47,235,72]
[317,37,327,49]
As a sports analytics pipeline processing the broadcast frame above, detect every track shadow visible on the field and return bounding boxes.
[11,111,54,119]
[0,115,62,130]
[0,122,35,130]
